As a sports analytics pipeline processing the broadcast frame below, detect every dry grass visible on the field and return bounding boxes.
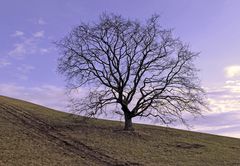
[1,95,240,166]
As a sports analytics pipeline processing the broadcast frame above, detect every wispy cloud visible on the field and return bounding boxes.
[0,84,68,111]
[172,78,240,138]
[206,80,240,113]
[15,64,35,80]
[224,65,240,78]
[33,30,44,38]
[40,48,49,54]
[11,30,24,37]
[188,110,240,138]
[38,18,46,25]
[8,43,28,57]
[8,31,49,58]
[17,64,35,73]
[0,59,11,68]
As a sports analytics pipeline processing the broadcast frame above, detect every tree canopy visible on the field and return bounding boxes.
[57,14,207,130]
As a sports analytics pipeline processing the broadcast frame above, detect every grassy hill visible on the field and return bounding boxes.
[1,96,240,166]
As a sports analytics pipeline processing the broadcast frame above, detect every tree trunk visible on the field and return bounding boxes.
[124,114,134,131]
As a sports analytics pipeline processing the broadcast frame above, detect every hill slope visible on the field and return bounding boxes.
[1,96,240,166]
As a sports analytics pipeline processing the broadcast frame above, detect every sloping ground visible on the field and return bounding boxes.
[1,96,240,166]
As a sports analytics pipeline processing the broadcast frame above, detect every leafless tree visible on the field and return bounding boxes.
[56,13,207,131]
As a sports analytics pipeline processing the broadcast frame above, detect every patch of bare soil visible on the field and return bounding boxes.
[176,142,205,149]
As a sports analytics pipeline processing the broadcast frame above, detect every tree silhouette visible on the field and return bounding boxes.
[57,14,207,130]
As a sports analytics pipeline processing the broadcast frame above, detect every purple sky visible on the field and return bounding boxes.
[1,0,240,138]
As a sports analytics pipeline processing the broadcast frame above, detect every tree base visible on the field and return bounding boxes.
[123,126,135,131]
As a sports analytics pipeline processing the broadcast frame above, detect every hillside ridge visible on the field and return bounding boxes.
[1,95,240,165]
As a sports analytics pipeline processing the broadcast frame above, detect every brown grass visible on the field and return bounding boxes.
[1,95,240,166]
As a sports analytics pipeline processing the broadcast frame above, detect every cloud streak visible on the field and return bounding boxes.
[38,18,46,25]
[206,80,240,113]
[0,84,68,111]
[15,64,35,80]
[11,30,24,37]
[189,110,240,138]
[8,30,48,58]
[224,65,240,78]
[33,30,44,38]
[0,59,11,68]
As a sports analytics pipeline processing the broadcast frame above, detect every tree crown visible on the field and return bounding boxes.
[57,13,207,125]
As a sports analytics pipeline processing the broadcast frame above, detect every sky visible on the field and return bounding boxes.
[1,0,240,138]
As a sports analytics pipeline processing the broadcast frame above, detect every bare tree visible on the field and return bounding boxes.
[56,13,207,131]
